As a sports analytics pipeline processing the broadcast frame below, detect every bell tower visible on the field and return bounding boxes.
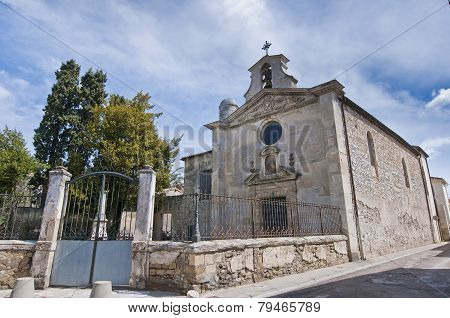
[244,53,298,102]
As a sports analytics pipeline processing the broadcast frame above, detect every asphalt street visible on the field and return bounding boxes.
[274,243,450,298]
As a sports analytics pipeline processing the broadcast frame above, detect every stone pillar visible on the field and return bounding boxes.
[329,93,362,261]
[431,178,450,241]
[30,167,71,289]
[130,165,156,289]
[416,149,441,243]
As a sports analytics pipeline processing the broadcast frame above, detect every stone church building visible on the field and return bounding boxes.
[182,53,447,260]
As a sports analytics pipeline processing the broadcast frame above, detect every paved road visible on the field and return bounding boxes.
[275,243,450,298]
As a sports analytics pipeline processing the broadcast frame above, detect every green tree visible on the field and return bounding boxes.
[67,69,107,176]
[33,60,107,187]
[0,127,46,193]
[33,60,80,187]
[89,92,180,192]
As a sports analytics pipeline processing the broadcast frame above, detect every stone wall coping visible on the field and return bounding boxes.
[147,235,347,254]
[0,240,37,251]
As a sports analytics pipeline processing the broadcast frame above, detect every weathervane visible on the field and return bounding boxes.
[262,41,272,55]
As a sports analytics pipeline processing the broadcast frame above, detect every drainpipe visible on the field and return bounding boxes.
[339,96,365,260]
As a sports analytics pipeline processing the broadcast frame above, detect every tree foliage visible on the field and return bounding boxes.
[34,60,80,168]
[89,93,180,192]
[32,60,107,187]
[67,68,107,176]
[33,59,180,192]
[0,127,46,193]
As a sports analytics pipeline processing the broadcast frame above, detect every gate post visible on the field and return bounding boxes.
[130,165,156,289]
[30,166,71,289]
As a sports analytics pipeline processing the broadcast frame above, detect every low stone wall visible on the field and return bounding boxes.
[0,241,36,289]
[143,235,348,293]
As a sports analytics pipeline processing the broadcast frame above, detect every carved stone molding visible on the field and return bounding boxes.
[227,92,318,126]
[245,166,299,186]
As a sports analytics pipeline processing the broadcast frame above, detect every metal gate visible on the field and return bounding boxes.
[50,171,137,287]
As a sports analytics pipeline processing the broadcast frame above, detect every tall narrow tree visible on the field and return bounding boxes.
[67,69,107,176]
[33,60,80,188]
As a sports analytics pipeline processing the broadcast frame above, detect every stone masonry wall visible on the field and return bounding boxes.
[145,235,348,293]
[344,106,433,258]
[183,152,212,195]
[0,241,36,289]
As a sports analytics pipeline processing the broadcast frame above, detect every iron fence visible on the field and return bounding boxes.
[153,193,343,241]
[0,193,43,240]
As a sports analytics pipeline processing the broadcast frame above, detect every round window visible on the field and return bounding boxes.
[261,121,282,145]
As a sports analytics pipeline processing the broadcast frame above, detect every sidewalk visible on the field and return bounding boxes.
[0,287,180,298]
[202,242,448,298]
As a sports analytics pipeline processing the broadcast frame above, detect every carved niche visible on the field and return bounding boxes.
[261,146,279,176]
[245,146,300,186]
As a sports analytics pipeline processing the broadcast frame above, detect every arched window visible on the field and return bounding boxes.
[367,131,378,176]
[402,158,410,188]
[261,63,272,88]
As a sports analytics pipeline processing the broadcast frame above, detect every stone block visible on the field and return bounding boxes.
[316,246,327,260]
[201,264,217,283]
[244,248,254,271]
[204,254,216,265]
[333,241,348,255]
[149,251,180,266]
[230,254,245,272]
[262,245,296,269]
[156,269,166,276]
[188,254,205,266]
[302,245,315,263]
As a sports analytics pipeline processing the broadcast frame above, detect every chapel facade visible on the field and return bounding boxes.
[182,53,447,260]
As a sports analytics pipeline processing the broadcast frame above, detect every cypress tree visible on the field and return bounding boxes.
[32,60,107,188]
[67,69,107,176]
[32,60,80,188]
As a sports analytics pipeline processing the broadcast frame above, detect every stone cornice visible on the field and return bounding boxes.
[146,235,348,254]
[205,80,345,129]
[226,90,318,127]
[0,240,36,251]
[245,166,299,186]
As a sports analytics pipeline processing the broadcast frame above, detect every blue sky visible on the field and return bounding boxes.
[0,0,449,183]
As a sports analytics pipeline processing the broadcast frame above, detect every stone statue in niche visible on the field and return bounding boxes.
[265,155,277,175]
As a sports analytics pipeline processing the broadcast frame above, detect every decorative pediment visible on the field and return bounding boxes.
[260,146,279,157]
[245,166,299,186]
[226,91,318,126]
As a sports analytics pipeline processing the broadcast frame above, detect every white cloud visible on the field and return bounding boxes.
[0,84,12,100]
[420,136,450,157]
[1,0,449,182]
[425,88,450,109]
[0,71,43,149]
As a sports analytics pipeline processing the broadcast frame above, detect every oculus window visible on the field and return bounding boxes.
[261,121,282,145]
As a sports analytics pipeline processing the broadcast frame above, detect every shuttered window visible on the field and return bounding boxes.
[199,169,212,194]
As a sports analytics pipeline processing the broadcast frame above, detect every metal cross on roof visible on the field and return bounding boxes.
[262,41,272,55]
